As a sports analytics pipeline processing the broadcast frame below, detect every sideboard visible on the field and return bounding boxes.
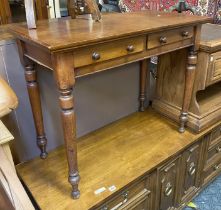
[10,11,210,199]
[16,108,221,210]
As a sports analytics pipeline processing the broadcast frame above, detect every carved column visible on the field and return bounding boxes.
[179,47,197,133]
[24,64,48,158]
[139,59,149,112]
[52,52,80,199]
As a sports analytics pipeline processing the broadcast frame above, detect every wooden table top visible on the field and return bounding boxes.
[16,108,217,210]
[10,11,211,52]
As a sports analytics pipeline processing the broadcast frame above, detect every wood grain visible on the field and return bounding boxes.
[0,0,11,25]
[9,11,211,51]
[35,0,48,20]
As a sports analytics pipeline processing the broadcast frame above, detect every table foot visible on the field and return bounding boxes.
[37,136,48,159]
[69,172,80,199]
[179,112,188,133]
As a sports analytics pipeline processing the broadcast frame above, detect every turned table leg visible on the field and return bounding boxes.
[24,63,48,158]
[179,47,197,133]
[139,59,149,112]
[52,53,80,199]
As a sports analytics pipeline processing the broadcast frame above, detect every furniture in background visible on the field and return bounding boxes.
[10,11,210,198]
[0,76,34,210]
[24,0,101,29]
[0,0,12,24]
[153,23,221,133]
[0,121,35,210]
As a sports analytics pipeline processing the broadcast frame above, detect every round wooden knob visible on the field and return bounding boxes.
[182,31,189,37]
[92,52,100,61]
[159,36,167,44]
[127,45,134,52]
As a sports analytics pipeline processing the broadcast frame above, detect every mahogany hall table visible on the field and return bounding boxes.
[10,11,210,199]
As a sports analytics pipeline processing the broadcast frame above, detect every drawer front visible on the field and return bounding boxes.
[147,27,194,49]
[206,140,221,166]
[207,52,221,85]
[180,142,201,202]
[97,177,151,210]
[209,125,221,148]
[203,158,221,185]
[74,36,145,68]
[158,157,180,210]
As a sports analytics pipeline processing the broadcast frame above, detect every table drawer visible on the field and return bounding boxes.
[97,177,151,210]
[209,125,221,148]
[206,52,221,85]
[74,36,145,68]
[147,27,194,49]
[206,140,221,166]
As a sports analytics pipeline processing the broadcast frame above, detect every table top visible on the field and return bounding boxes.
[16,108,217,210]
[10,11,211,52]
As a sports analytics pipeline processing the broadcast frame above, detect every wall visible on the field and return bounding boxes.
[0,39,151,162]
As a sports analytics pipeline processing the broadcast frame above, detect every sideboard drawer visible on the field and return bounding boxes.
[97,176,151,210]
[206,140,221,166]
[203,158,221,185]
[74,36,145,68]
[147,27,194,49]
[206,52,221,86]
[209,125,221,148]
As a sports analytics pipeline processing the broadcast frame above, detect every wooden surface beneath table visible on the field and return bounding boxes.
[16,108,217,210]
[0,25,13,42]
[10,11,210,51]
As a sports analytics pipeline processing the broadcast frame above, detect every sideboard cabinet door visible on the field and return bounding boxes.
[157,157,180,210]
[179,141,202,203]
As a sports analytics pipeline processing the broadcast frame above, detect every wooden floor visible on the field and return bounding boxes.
[16,108,213,210]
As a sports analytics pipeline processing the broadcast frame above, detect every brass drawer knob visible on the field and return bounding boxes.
[216,146,221,153]
[101,206,108,210]
[164,182,173,197]
[213,165,220,170]
[182,31,189,37]
[92,52,101,61]
[122,191,129,200]
[159,36,167,44]
[127,45,134,52]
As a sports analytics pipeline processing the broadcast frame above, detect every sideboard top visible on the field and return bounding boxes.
[0,26,14,45]
[17,108,218,210]
[200,23,221,52]
[10,11,211,52]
